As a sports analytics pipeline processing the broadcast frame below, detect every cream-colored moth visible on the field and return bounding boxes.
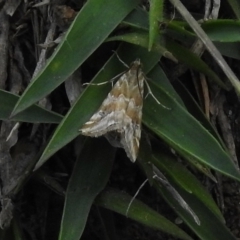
[80,59,144,162]
[80,58,170,161]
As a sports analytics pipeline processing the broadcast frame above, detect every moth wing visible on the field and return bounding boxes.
[120,99,143,162]
[80,96,130,137]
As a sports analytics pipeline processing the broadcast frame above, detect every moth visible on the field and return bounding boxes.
[79,59,145,162]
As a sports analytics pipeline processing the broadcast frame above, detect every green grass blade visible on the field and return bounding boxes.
[138,141,233,239]
[149,0,164,50]
[59,138,115,240]
[95,188,193,240]
[201,20,240,42]
[214,42,240,60]
[153,177,236,240]
[151,151,224,222]
[142,76,240,181]
[123,7,149,30]
[0,89,62,123]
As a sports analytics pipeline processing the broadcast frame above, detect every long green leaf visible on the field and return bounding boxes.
[214,42,240,60]
[96,188,193,240]
[149,0,164,50]
[11,0,140,116]
[153,176,236,239]
[143,76,240,181]
[151,151,224,222]
[138,142,234,239]
[123,7,149,30]
[59,138,115,240]
[0,89,62,123]
[201,20,240,42]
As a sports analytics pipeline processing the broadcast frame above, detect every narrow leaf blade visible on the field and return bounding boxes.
[96,188,193,240]
[59,138,115,240]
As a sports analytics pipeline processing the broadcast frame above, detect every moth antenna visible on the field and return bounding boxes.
[126,178,149,217]
[112,51,129,68]
[83,81,109,86]
[82,71,125,87]
[144,80,170,110]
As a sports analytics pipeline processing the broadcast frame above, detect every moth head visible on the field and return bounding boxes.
[131,58,142,70]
